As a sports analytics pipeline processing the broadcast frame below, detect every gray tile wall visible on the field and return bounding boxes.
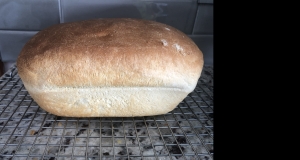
[192,1,213,66]
[60,0,198,34]
[198,0,214,4]
[0,30,38,62]
[193,4,213,35]
[0,0,60,30]
[0,0,213,73]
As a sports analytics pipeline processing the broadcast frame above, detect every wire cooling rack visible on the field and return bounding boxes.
[0,64,213,160]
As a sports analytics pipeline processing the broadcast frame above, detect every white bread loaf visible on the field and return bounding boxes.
[16,18,204,117]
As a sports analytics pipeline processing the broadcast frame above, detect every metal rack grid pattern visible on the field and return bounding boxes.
[0,65,213,160]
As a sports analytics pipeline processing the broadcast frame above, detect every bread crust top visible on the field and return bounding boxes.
[17,18,203,92]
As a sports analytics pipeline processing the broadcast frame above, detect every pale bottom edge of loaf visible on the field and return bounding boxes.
[24,86,190,117]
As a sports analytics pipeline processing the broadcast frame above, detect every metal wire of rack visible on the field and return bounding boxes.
[0,65,213,160]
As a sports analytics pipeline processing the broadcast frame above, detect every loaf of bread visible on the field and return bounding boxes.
[17,18,204,117]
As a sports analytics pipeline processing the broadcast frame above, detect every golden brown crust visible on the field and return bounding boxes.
[17,18,203,90]
[16,18,204,117]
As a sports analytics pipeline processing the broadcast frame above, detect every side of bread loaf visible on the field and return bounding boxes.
[17,18,203,117]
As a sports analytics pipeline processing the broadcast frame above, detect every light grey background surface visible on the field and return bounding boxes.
[0,0,60,30]
[0,0,213,72]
